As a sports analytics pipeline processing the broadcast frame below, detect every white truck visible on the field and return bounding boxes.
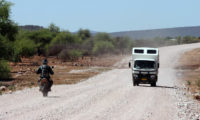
[129,47,159,86]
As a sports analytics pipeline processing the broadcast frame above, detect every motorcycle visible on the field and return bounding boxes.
[39,78,50,97]
[37,66,54,97]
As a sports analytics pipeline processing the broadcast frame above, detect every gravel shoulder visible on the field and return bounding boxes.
[0,43,200,120]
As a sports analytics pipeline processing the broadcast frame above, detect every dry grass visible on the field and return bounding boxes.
[0,55,124,94]
[177,48,200,93]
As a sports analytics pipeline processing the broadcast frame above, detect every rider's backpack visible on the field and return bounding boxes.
[41,65,49,78]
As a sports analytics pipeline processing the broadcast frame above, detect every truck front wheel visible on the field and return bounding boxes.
[133,79,138,86]
[151,82,156,87]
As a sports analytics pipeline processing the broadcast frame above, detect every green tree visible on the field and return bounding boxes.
[81,38,94,55]
[0,0,18,41]
[92,41,115,55]
[14,38,37,58]
[114,37,133,54]
[77,29,91,40]
[94,32,112,42]
[0,34,13,60]
[0,60,11,80]
[176,36,182,44]
[50,31,74,45]
[22,29,55,55]
[0,0,18,80]
[48,23,60,33]
[26,29,54,46]
[182,36,199,43]
[48,31,81,56]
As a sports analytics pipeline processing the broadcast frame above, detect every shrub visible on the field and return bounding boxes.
[58,49,82,61]
[48,23,60,33]
[48,44,66,56]
[0,60,11,80]
[113,37,133,54]
[0,35,14,60]
[92,41,115,55]
[77,29,91,40]
[195,78,200,88]
[14,38,37,57]
[94,33,112,42]
[50,32,75,45]
[68,50,82,61]
[187,80,191,86]
[58,49,70,61]
[26,29,54,45]
[8,85,16,91]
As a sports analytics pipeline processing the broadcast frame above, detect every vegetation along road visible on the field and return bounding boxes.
[0,43,200,120]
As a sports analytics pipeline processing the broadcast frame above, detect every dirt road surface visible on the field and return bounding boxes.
[1,43,200,120]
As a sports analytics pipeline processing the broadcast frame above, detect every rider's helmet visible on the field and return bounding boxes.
[43,58,48,65]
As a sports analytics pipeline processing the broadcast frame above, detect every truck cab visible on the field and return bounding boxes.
[130,47,159,86]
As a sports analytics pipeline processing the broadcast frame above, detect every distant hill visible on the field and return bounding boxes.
[19,25,44,31]
[110,26,200,39]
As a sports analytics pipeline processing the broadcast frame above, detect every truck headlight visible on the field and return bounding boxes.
[150,75,156,79]
[133,74,138,78]
[133,71,139,74]
[150,72,157,74]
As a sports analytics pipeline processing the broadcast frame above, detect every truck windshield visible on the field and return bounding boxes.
[134,60,155,69]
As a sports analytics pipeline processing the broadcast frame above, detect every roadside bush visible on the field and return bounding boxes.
[81,38,93,55]
[68,50,82,61]
[50,32,75,45]
[17,29,55,55]
[187,80,191,86]
[8,85,16,91]
[77,29,91,40]
[26,29,54,46]
[181,36,199,44]
[113,37,134,54]
[0,60,11,80]
[58,49,82,61]
[92,41,115,55]
[48,23,60,33]
[94,33,112,42]
[0,35,14,60]
[14,38,37,57]
[48,44,66,56]
[195,78,200,88]
[58,49,69,61]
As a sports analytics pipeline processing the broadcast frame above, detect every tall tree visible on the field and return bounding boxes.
[0,0,18,41]
[0,0,18,79]
[77,29,91,40]
[48,23,60,33]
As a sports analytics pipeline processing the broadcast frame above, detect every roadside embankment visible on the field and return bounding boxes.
[177,48,200,99]
[0,55,126,94]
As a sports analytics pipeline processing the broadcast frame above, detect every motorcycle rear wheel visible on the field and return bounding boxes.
[43,91,48,97]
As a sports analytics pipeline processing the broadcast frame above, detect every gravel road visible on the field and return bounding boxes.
[1,43,200,120]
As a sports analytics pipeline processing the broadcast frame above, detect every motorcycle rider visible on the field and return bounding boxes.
[36,58,54,91]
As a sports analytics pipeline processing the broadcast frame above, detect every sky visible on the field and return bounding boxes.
[7,0,200,32]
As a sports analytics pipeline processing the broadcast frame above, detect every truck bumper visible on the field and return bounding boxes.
[132,74,157,84]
